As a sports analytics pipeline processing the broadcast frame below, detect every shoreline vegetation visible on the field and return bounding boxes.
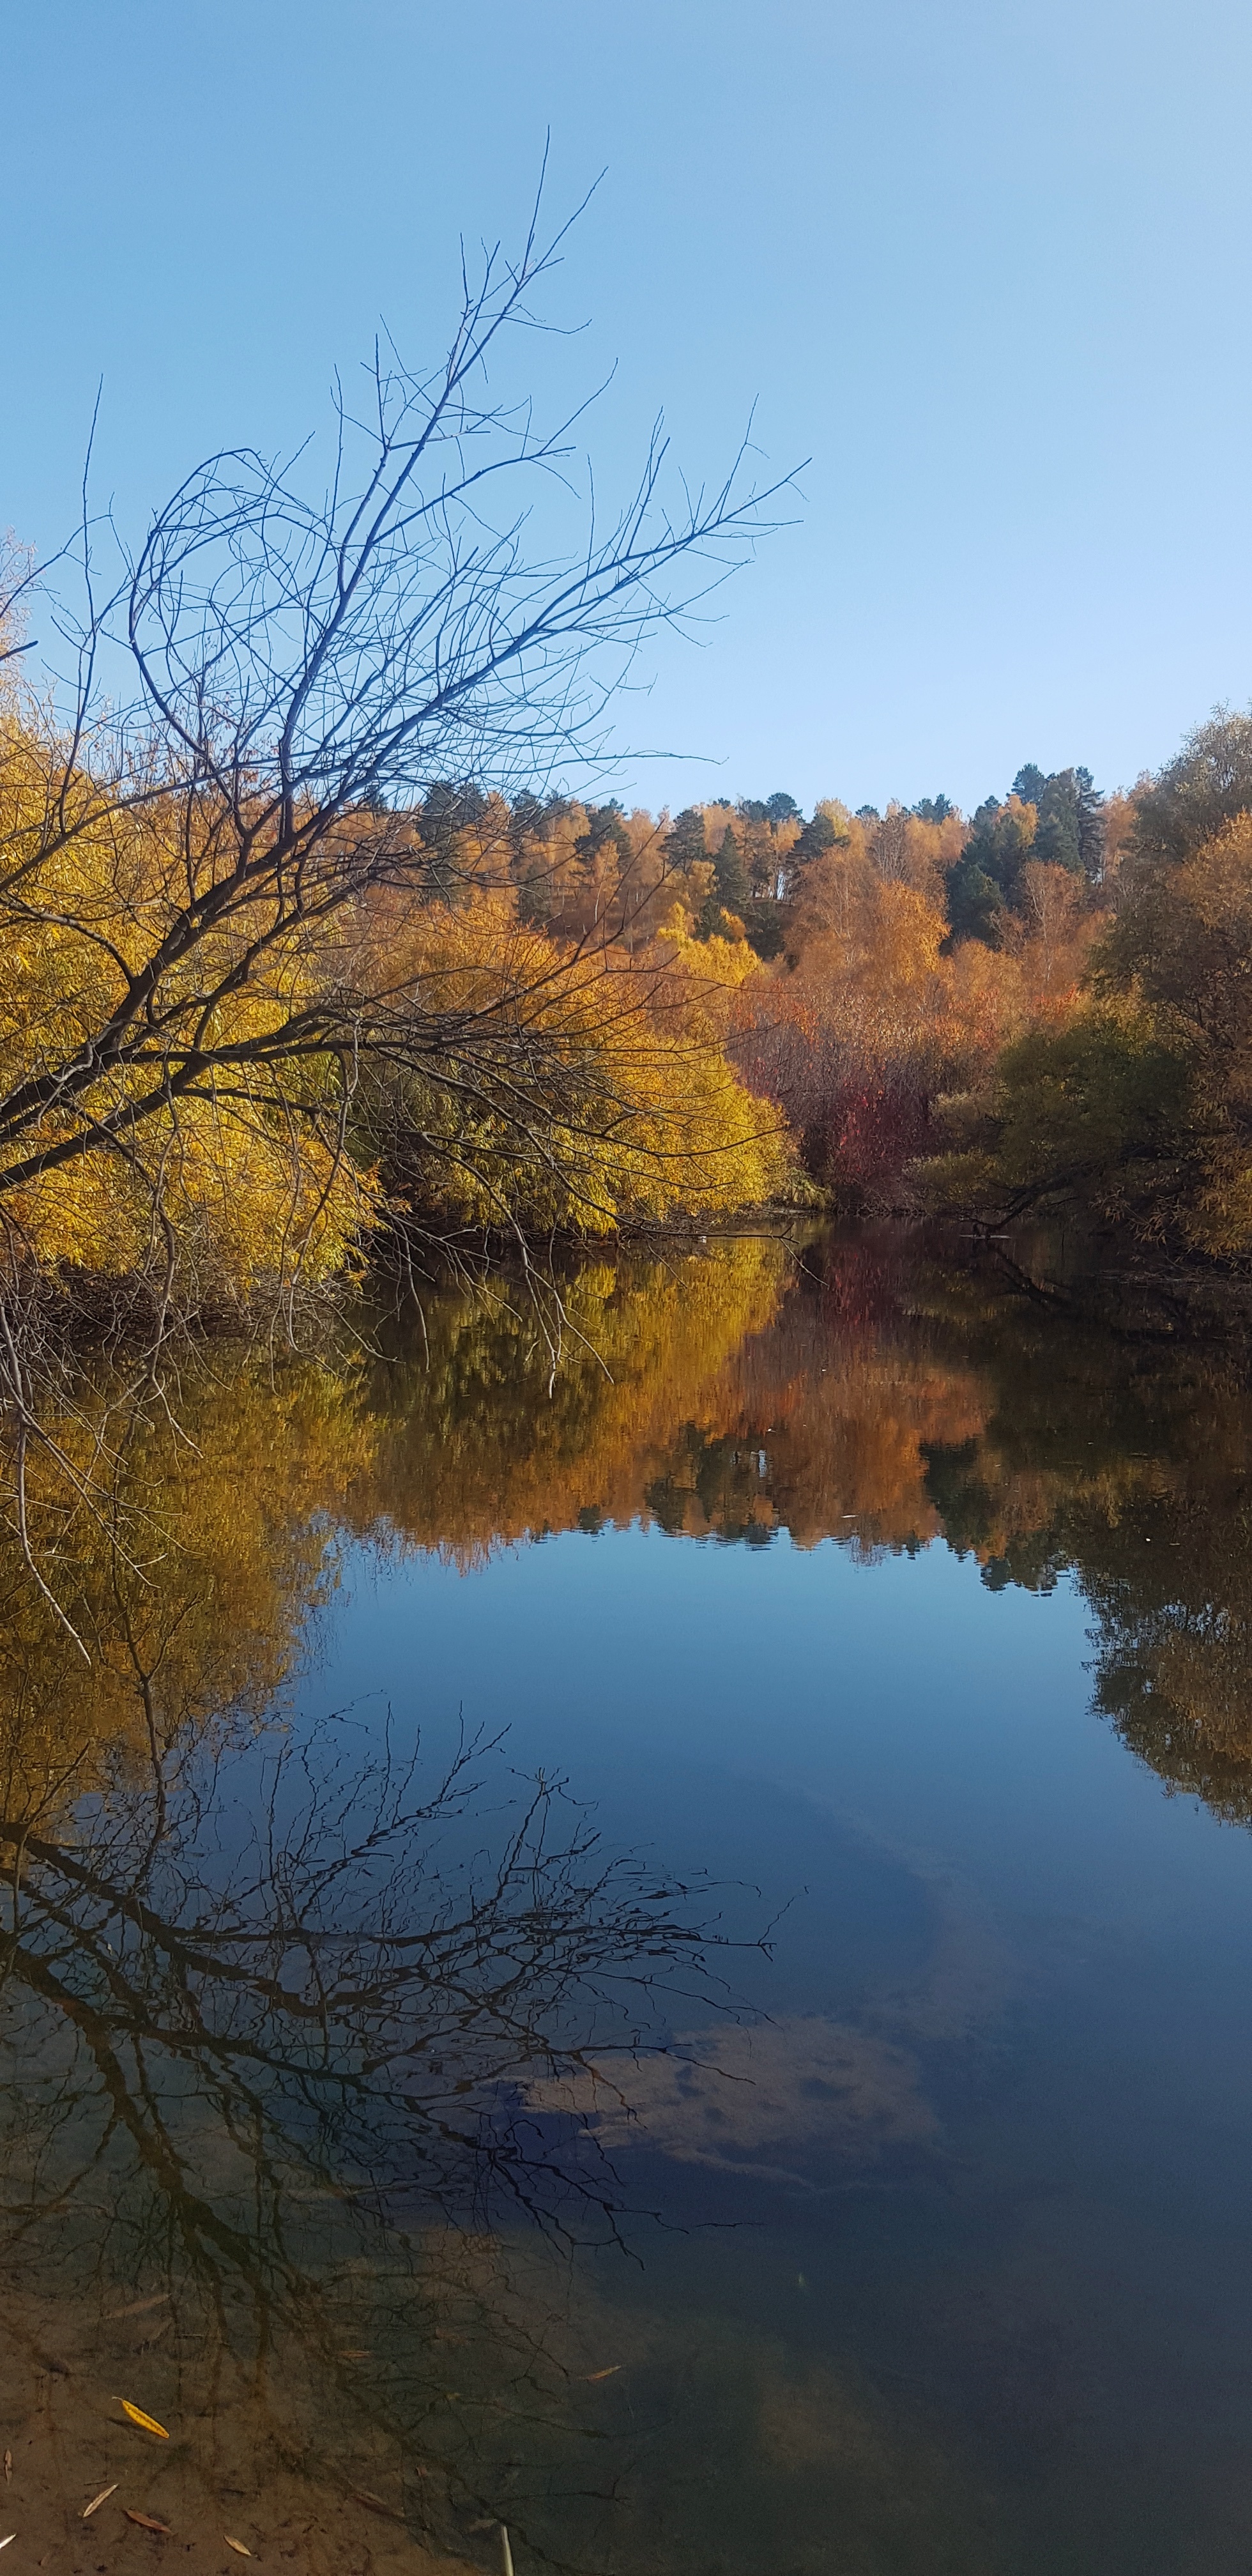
[8,680,1252,1256]
[6,695,1252,1356]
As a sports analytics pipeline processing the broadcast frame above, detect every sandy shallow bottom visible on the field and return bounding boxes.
[0,2294,477,2576]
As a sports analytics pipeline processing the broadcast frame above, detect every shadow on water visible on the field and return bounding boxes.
[4,1229,1252,2570]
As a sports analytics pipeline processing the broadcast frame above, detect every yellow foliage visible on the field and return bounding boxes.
[656,917,760,988]
[367,894,795,1230]
[788,871,952,1069]
[0,1351,373,1821]
[935,933,1028,1064]
[356,1238,789,1563]
[0,709,799,1301]
[0,715,373,1299]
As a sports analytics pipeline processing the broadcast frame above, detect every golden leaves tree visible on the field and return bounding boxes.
[0,188,791,1609]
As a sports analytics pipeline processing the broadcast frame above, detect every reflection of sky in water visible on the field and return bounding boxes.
[319,1522,1252,2573]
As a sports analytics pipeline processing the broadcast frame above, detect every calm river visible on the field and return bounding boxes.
[4,1230,1252,2575]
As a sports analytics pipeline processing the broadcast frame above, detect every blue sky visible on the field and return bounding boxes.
[5,0,1251,815]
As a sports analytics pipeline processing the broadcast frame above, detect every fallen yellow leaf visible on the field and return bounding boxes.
[82,2484,119,2518]
[224,2539,252,2557]
[116,2398,170,2439]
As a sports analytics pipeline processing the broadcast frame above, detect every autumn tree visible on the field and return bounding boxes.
[356,894,795,1241]
[0,192,788,1314]
[733,821,965,1200]
[1120,708,1252,871]
[0,190,797,1616]
[1005,859,1095,1003]
[917,715,1252,1250]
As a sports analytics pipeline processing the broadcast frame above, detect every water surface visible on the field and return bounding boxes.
[4,1231,1252,2573]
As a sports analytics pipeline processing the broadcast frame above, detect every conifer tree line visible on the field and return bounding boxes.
[417,755,1118,963]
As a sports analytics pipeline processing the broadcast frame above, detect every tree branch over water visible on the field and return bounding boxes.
[0,191,798,1613]
[0,181,790,1220]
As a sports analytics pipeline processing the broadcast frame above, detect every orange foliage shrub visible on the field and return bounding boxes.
[731,820,1108,1203]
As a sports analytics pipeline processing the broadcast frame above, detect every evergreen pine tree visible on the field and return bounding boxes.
[667,807,708,873]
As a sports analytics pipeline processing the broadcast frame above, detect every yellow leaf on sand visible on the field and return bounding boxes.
[82,2485,119,2518]
[224,2539,252,2557]
[116,2398,170,2439]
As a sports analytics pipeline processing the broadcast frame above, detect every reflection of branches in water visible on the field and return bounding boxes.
[0,1714,750,2561]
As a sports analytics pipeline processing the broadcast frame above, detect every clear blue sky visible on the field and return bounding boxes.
[5,0,1251,816]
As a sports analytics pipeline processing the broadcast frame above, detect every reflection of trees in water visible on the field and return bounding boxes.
[0,1712,741,2565]
[0,1351,372,1814]
[354,1234,1252,1822]
[351,1242,788,1562]
[356,1236,988,1561]
[10,1220,1252,1876]
[906,1254,1252,1818]
[615,1234,1252,1825]
[400,1234,1252,1825]
[639,1243,986,1554]
[1063,1480,1252,1822]
[0,1701,993,2573]
[0,1255,1014,2570]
